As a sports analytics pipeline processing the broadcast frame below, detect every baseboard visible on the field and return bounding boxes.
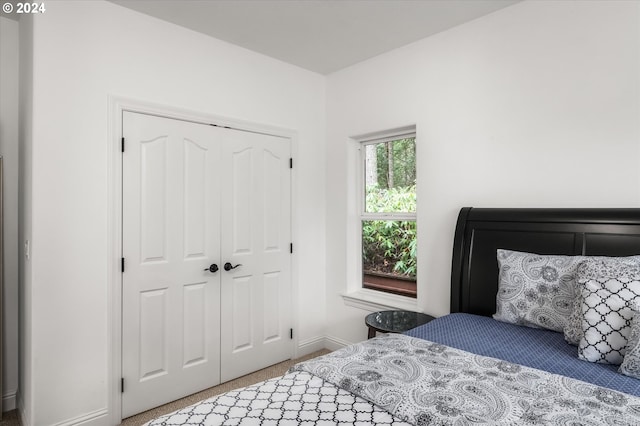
[298,335,353,354]
[297,335,326,357]
[49,408,109,426]
[323,335,352,351]
[2,389,17,412]
[14,397,108,426]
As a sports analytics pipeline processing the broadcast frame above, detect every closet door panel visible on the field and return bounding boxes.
[122,112,222,418]
[220,130,292,382]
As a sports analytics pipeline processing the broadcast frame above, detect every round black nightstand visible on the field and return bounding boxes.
[365,310,434,338]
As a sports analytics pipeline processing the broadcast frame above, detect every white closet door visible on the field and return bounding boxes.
[122,112,222,418]
[219,130,293,382]
[122,112,293,418]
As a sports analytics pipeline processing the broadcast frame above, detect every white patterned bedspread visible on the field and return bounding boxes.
[147,334,640,425]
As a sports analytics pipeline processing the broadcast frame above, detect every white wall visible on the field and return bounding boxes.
[0,16,20,412]
[21,1,326,424]
[18,12,34,426]
[325,0,640,344]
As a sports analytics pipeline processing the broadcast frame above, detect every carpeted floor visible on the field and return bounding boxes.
[120,349,331,425]
[0,410,20,426]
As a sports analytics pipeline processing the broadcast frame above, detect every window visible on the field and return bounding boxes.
[360,133,417,298]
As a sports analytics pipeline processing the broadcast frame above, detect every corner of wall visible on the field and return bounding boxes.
[17,393,30,426]
[18,11,34,425]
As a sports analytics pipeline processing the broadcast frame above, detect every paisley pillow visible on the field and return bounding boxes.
[563,291,585,345]
[494,250,582,332]
[619,303,640,378]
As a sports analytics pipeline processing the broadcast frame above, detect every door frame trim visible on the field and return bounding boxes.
[107,96,298,424]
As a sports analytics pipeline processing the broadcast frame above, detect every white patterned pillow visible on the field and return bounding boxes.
[563,292,584,345]
[577,259,640,365]
[563,256,640,346]
[619,303,640,378]
[494,250,582,332]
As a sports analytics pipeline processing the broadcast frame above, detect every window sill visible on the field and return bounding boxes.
[341,289,420,313]
[363,273,416,298]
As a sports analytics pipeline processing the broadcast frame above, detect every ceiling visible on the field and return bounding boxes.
[109,0,519,74]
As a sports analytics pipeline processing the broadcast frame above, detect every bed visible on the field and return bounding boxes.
[147,207,640,425]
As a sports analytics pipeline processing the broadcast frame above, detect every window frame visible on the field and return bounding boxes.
[342,126,419,312]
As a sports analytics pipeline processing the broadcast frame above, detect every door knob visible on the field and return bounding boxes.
[224,262,242,271]
[204,263,219,273]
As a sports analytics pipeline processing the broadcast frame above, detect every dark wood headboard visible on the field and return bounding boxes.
[450,207,640,316]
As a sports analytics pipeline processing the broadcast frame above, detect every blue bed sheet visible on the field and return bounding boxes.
[405,313,640,397]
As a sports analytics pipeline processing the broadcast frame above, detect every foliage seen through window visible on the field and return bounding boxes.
[362,137,416,296]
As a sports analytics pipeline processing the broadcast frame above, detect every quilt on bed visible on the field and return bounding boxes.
[149,333,640,425]
[293,334,640,425]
